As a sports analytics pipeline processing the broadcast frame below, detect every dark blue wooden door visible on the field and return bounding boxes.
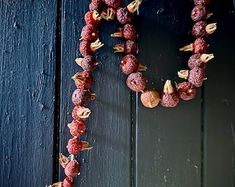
[0,0,234,187]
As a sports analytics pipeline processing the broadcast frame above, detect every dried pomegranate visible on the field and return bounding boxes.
[64,159,80,177]
[177,82,196,101]
[160,80,180,107]
[111,24,137,41]
[116,7,133,24]
[188,53,214,69]
[79,39,104,56]
[63,177,74,187]
[191,5,207,22]
[194,0,210,6]
[178,67,206,87]
[81,24,99,42]
[75,55,98,71]
[120,54,146,75]
[179,37,209,54]
[126,72,147,92]
[192,21,217,38]
[114,40,138,54]
[89,0,103,11]
[72,71,93,90]
[104,0,122,8]
[140,89,161,108]
[84,11,101,27]
[72,106,91,120]
[68,120,86,137]
[67,138,93,155]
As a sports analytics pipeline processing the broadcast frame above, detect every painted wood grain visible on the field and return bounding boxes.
[0,0,57,186]
[203,0,235,186]
[59,0,131,186]
[135,0,202,186]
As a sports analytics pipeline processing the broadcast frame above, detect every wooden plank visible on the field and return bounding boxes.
[60,0,131,186]
[203,1,235,186]
[0,1,57,186]
[135,1,202,186]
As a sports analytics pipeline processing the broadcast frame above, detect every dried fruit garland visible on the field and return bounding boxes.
[48,0,217,186]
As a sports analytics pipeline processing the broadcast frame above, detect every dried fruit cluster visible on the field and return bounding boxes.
[49,0,217,186]
[116,0,217,109]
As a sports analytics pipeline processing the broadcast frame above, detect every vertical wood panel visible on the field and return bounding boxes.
[136,1,202,186]
[204,1,235,186]
[60,1,131,186]
[0,1,57,186]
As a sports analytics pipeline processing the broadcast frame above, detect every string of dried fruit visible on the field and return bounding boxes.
[112,0,217,108]
[48,0,141,186]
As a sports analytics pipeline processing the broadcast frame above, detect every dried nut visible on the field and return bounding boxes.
[127,0,142,13]
[101,8,116,20]
[140,89,161,108]
[48,182,63,187]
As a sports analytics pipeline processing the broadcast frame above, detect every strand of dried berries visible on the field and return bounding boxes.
[112,0,216,108]
[48,0,217,186]
[48,0,141,186]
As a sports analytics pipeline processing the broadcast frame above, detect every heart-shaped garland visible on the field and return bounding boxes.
[48,0,217,186]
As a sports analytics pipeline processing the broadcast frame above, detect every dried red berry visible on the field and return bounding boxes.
[194,0,210,6]
[67,138,93,155]
[68,120,86,137]
[178,68,206,87]
[72,106,91,120]
[120,54,138,75]
[188,53,214,69]
[192,21,217,38]
[85,11,101,27]
[75,55,98,71]
[116,7,133,24]
[160,80,180,107]
[104,0,122,8]
[79,39,104,57]
[72,71,93,90]
[114,40,138,54]
[188,67,206,87]
[111,24,137,41]
[72,88,95,105]
[179,38,209,54]
[79,40,92,56]
[194,37,208,53]
[67,138,83,155]
[191,6,207,22]
[64,159,80,177]
[126,72,147,92]
[63,177,74,187]
[192,21,207,38]
[140,89,161,108]
[81,25,99,42]
[177,82,196,101]
[89,0,103,11]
